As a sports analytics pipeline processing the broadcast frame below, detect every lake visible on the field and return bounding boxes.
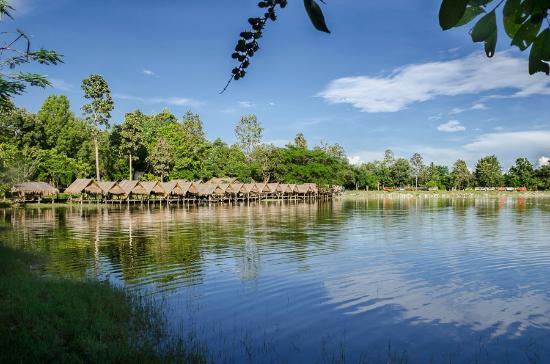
[1,196,550,363]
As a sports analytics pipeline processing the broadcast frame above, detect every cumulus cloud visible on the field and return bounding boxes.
[50,78,74,92]
[539,156,550,167]
[142,69,156,76]
[450,102,487,115]
[113,93,202,107]
[437,120,466,132]
[318,52,550,113]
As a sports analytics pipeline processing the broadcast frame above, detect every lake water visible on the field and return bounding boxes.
[1,196,550,363]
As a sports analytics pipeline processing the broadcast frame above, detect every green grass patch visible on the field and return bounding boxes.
[0,246,205,363]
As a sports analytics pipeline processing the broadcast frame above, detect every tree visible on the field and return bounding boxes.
[37,95,75,149]
[439,0,550,75]
[235,114,263,159]
[119,111,144,180]
[390,158,411,187]
[410,153,424,189]
[293,133,308,149]
[81,75,114,181]
[474,155,503,187]
[251,144,280,182]
[506,157,535,188]
[0,1,63,108]
[147,138,173,182]
[451,159,472,190]
[535,164,550,190]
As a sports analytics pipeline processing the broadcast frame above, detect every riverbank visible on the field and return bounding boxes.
[0,246,204,363]
[342,190,550,199]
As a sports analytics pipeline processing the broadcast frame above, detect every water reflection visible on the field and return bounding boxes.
[1,196,549,363]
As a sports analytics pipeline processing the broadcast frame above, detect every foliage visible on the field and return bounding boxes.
[294,132,308,149]
[391,158,412,187]
[147,138,173,182]
[475,155,504,187]
[439,0,550,74]
[451,159,473,189]
[0,1,63,107]
[0,245,202,363]
[81,74,114,181]
[235,114,263,158]
[505,157,536,188]
[410,153,424,188]
[118,111,144,179]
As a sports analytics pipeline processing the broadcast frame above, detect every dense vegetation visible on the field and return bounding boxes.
[0,245,203,363]
[0,94,548,195]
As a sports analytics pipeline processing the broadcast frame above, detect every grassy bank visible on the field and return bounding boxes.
[342,190,550,199]
[0,246,204,363]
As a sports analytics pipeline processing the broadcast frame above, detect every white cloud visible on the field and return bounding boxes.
[113,93,202,107]
[349,130,550,168]
[450,102,487,115]
[437,120,466,132]
[142,69,156,76]
[50,78,73,92]
[318,52,550,113]
[347,156,362,165]
[238,101,253,108]
[539,156,550,167]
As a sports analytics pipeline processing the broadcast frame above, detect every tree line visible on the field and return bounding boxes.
[0,75,548,194]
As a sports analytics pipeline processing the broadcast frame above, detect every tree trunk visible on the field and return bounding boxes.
[129,153,133,180]
[94,136,100,181]
[415,175,418,189]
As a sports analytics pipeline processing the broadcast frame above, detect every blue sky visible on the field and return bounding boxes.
[8,0,550,169]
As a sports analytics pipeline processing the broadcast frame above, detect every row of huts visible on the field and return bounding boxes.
[11,178,340,204]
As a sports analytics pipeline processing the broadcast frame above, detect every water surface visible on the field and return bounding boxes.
[1,196,550,363]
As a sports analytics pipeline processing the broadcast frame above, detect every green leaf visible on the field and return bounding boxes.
[470,10,496,42]
[303,0,330,33]
[511,17,542,50]
[503,0,522,38]
[484,31,497,57]
[439,0,469,30]
[528,30,550,74]
[455,5,485,27]
[468,0,491,5]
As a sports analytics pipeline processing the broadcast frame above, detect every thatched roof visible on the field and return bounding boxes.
[140,181,165,195]
[119,180,139,195]
[214,183,230,196]
[84,180,104,195]
[161,181,178,195]
[173,180,200,195]
[280,184,293,193]
[97,181,116,195]
[107,182,125,195]
[266,183,280,193]
[208,177,238,184]
[304,183,318,193]
[296,184,312,194]
[12,182,59,196]
[241,183,259,194]
[227,183,244,194]
[255,182,270,193]
[197,183,217,196]
[65,179,93,195]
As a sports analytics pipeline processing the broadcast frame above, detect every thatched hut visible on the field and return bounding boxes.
[119,180,139,195]
[65,179,93,195]
[241,183,259,195]
[140,181,165,195]
[255,182,270,194]
[11,182,59,199]
[84,180,104,195]
[296,184,313,195]
[197,183,217,197]
[266,183,281,194]
[106,182,125,196]
[227,183,244,195]
[214,183,230,197]
[160,181,178,196]
[280,184,293,194]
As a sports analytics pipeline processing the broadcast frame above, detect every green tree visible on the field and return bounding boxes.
[390,158,411,187]
[410,153,424,189]
[251,144,280,182]
[294,133,308,149]
[147,138,173,182]
[235,114,263,159]
[506,157,536,188]
[0,1,63,108]
[535,164,550,190]
[81,74,114,181]
[474,155,503,187]
[119,111,144,180]
[451,159,472,190]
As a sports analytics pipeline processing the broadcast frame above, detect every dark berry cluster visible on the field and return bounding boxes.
[221,0,288,93]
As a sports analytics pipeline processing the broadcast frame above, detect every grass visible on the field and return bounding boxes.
[0,246,205,364]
